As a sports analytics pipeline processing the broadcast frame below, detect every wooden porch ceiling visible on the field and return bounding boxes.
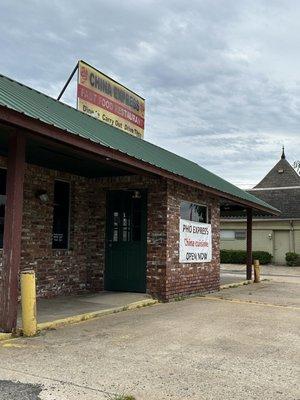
[0,123,144,178]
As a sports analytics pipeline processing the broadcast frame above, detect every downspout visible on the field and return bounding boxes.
[289,220,295,253]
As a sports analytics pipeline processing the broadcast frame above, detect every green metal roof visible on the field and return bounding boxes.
[0,73,278,213]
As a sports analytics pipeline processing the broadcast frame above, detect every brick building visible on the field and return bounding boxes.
[0,74,277,332]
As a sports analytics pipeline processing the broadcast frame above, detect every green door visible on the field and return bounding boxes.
[105,190,147,292]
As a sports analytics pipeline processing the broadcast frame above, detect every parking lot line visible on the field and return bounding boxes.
[200,296,300,310]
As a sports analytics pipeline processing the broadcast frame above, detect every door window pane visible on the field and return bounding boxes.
[113,211,119,242]
[0,169,7,248]
[108,191,143,243]
[132,198,142,241]
[121,210,131,242]
[52,180,70,249]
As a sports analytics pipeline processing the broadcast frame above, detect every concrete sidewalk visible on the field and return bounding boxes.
[17,291,154,326]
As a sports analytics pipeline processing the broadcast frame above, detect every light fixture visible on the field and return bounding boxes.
[132,190,141,199]
[36,190,49,203]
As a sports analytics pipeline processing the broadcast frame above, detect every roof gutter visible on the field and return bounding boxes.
[0,105,279,216]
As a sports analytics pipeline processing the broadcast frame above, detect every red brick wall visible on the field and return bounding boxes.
[165,180,220,300]
[0,156,220,300]
[0,160,170,298]
[0,156,102,297]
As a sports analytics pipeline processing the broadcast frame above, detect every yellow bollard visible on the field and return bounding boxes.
[21,270,37,336]
[254,259,261,283]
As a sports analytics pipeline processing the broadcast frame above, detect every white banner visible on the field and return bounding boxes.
[179,219,212,263]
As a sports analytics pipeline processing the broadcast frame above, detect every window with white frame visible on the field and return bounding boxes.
[220,230,235,240]
[221,230,246,240]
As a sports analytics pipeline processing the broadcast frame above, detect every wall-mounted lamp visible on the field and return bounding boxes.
[35,190,49,204]
[132,190,141,199]
[268,233,272,240]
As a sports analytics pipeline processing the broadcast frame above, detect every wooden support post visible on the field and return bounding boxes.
[246,208,253,281]
[0,132,26,332]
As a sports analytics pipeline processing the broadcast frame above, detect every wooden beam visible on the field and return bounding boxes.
[246,208,253,280]
[0,132,26,332]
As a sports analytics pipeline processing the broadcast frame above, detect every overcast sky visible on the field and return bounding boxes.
[1,0,300,188]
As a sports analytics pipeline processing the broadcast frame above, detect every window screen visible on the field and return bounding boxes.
[52,180,70,249]
[235,230,246,240]
[180,201,207,223]
[0,169,7,248]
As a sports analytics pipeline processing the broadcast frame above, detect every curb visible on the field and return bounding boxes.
[0,298,158,341]
[37,298,158,332]
[0,332,14,342]
[220,280,252,290]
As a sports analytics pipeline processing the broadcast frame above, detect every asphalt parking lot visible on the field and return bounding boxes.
[0,279,299,400]
[220,263,300,285]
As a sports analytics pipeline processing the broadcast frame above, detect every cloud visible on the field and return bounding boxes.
[1,0,300,187]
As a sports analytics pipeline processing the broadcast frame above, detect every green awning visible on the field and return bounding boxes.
[0,74,279,214]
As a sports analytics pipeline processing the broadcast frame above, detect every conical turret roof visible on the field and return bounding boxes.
[254,148,300,189]
[247,149,300,219]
